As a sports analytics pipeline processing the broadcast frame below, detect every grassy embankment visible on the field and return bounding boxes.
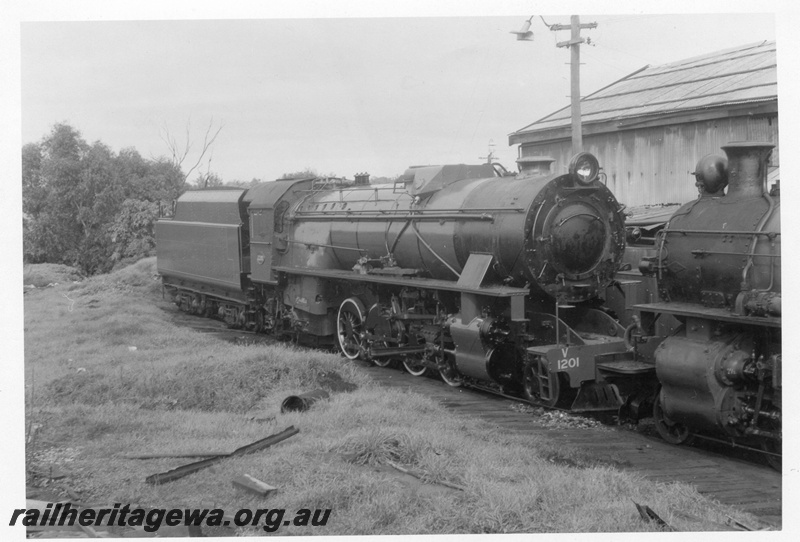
[23,258,756,535]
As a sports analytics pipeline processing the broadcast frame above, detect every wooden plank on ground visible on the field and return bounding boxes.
[121,451,231,459]
[232,474,277,496]
[146,426,299,485]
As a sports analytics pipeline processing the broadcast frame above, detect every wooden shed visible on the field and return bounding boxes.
[508,41,778,208]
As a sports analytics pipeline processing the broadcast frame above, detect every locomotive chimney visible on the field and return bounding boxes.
[516,156,555,177]
[721,142,774,199]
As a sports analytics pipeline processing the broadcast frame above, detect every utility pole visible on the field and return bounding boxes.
[479,140,497,165]
[549,16,597,153]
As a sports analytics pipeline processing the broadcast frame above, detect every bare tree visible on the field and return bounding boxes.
[159,117,224,190]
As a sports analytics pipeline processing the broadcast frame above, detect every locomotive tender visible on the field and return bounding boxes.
[156,143,780,462]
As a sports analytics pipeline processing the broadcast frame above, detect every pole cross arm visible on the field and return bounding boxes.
[550,23,597,31]
[557,37,585,48]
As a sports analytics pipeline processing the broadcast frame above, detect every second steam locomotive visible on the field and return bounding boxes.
[156,143,781,464]
[636,142,781,464]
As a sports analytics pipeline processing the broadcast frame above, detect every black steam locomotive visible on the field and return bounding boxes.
[156,144,780,464]
[635,142,781,465]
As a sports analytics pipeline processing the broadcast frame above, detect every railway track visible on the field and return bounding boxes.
[164,304,782,529]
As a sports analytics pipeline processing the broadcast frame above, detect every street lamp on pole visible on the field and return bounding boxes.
[513,15,597,155]
[510,16,534,41]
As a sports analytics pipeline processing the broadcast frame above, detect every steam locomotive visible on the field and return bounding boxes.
[155,143,780,463]
[635,142,781,465]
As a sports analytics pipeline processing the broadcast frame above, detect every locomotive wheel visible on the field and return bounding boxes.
[372,321,405,368]
[372,355,394,368]
[403,357,429,377]
[522,358,561,408]
[337,298,366,360]
[370,339,395,367]
[438,358,462,387]
[431,334,461,386]
[653,389,693,445]
[254,310,265,334]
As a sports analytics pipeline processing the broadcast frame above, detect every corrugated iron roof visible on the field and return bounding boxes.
[511,41,776,136]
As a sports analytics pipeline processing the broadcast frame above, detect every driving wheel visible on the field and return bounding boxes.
[653,388,693,445]
[337,298,366,360]
[522,356,561,408]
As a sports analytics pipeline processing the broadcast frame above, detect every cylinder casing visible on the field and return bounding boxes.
[655,332,755,437]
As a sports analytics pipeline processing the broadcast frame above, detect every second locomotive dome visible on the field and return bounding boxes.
[277,154,625,303]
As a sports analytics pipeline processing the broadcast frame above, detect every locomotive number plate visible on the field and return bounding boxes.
[557,353,580,370]
[542,345,599,387]
[536,342,630,387]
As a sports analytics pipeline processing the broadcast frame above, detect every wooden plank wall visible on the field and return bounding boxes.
[518,114,779,208]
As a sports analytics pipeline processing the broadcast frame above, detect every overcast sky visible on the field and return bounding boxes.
[14,6,781,183]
